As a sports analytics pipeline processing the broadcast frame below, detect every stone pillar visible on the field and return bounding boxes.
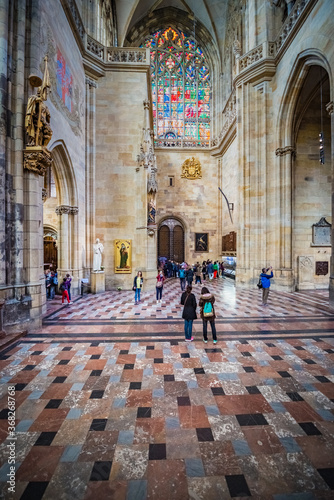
[0,0,9,285]
[56,205,70,279]
[327,102,334,307]
[85,77,97,276]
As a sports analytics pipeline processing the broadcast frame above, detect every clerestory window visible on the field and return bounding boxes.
[142,27,211,148]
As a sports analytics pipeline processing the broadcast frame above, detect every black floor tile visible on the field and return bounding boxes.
[317,468,334,489]
[287,392,304,402]
[244,366,255,373]
[211,387,225,396]
[90,370,103,376]
[52,376,67,383]
[154,358,164,363]
[277,371,292,378]
[299,422,322,436]
[31,351,43,355]
[21,481,49,500]
[137,407,151,418]
[45,399,63,409]
[196,428,214,442]
[90,390,104,399]
[180,353,190,358]
[304,359,316,365]
[272,355,283,360]
[90,461,112,481]
[120,350,129,354]
[225,474,251,497]
[15,383,27,391]
[0,409,9,419]
[164,375,175,382]
[90,354,101,359]
[58,359,70,365]
[149,443,166,460]
[34,432,57,446]
[62,347,72,351]
[241,352,252,357]
[295,346,305,350]
[315,375,331,383]
[129,382,142,390]
[124,364,134,370]
[177,396,191,406]
[146,346,154,350]
[90,419,107,431]
[246,386,261,395]
[22,365,36,371]
[236,413,268,426]
[90,342,99,347]
[194,368,205,374]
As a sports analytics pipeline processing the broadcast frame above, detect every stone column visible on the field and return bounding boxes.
[0,0,9,285]
[327,102,334,307]
[56,205,70,279]
[85,77,97,275]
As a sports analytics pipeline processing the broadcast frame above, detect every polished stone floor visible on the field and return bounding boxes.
[0,278,334,499]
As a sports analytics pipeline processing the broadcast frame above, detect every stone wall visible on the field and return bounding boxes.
[155,150,219,264]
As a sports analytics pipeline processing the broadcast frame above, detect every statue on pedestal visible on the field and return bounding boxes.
[93,238,104,271]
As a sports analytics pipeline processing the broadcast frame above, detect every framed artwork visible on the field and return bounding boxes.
[195,233,209,252]
[114,239,132,273]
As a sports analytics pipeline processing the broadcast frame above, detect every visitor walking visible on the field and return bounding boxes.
[181,285,197,342]
[213,261,219,279]
[45,270,52,300]
[66,273,72,301]
[49,271,58,299]
[199,286,217,344]
[260,266,274,306]
[156,270,165,304]
[133,271,143,304]
[179,267,186,291]
[202,261,207,281]
[60,277,72,304]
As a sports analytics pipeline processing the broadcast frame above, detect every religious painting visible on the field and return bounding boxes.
[114,239,132,273]
[56,49,73,112]
[195,233,209,252]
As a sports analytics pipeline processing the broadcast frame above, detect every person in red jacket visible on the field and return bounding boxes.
[156,270,165,304]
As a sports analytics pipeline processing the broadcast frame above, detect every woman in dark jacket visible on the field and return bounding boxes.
[199,286,217,344]
[181,285,197,341]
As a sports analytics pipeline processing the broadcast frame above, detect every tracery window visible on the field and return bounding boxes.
[142,27,210,148]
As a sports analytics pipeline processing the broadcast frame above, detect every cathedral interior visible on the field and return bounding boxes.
[0,0,334,499]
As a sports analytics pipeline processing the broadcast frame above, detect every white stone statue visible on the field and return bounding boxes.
[93,238,104,271]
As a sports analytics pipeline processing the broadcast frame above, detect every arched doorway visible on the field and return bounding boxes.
[158,218,185,262]
[43,227,58,271]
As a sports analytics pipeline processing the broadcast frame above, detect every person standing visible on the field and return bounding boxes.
[45,270,51,300]
[179,267,186,291]
[260,266,274,306]
[220,262,225,279]
[207,261,214,281]
[186,266,194,287]
[195,262,202,285]
[202,261,207,281]
[156,270,165,304]
[199,286,217,344]
[49,271,57,300]
[60,277,71,304]
[66,273,72,301]
[181,285,197,342]
[133,271,143,305]
[213,261,219,279]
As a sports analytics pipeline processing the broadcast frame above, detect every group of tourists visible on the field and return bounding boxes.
[45,270,73,305]
[158,259,226,282]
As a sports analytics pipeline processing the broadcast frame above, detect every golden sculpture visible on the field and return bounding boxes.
[181,157,202,180]
[25,56,52,147]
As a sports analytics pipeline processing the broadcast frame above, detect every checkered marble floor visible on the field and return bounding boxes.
[0,279,334,499]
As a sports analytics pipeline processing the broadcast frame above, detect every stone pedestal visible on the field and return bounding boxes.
[91,271,105,294]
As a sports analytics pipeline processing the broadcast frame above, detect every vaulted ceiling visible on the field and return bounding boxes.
[115,0,230,53]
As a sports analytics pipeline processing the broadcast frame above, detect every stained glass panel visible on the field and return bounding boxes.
[141,26,210,146]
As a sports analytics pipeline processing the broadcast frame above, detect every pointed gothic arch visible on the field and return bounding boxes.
[276,50,333,290]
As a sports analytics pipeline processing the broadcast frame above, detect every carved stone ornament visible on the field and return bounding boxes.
[55,205,79,215]
[23,147,52,175]
[181,157,202,180]
[147,226,156,237]
[275,146,296,157]
[315,261,329,276]
[232,39,242,57]
[42,188,48,202]
[326,101,333,115]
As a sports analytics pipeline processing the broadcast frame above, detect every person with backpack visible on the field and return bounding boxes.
[66,273,73,301]
[60,277,72,304]
[49,271,58,299]
[179,267,186,291]
[180,285,197,342]
[199,286,217,344]
[260,266,274,306]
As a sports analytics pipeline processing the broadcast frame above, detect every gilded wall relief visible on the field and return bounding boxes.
[181,157,202,180]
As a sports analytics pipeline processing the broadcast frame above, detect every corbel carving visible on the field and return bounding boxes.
[55,205,79,215]
[326,101,333,115]
[23,147,52,175]
[275,146,296,158]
